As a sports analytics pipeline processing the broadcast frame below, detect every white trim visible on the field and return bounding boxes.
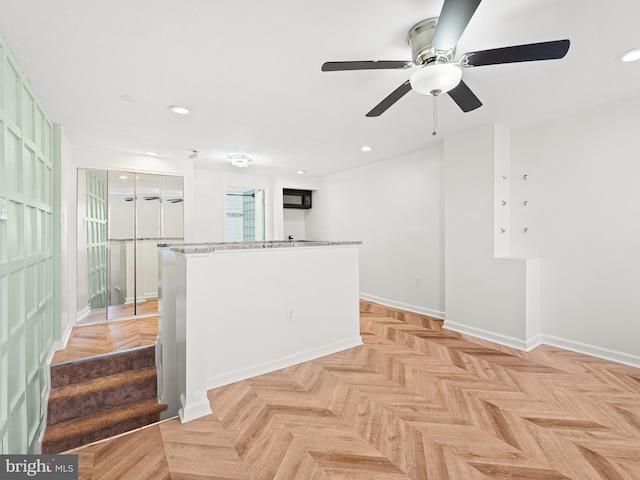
[541,334,640,368]
[207,336,363,390]
[52,321,74,352]
[178,393,213,423]
[76,305,91,322]
[444,321,532,351]
[359,293,445,319]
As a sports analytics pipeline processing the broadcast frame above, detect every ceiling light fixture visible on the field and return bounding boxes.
[227,154,253,168]
[187,149,199,159]
[361,145,372,152]
[296,170,307,174]
[168,105,192,115]
[120,95,138,103]
[409,63,462,96]
[118,175,128,180]
[145,151,160,156]
[618,47,640,63]
[409,63,463,136]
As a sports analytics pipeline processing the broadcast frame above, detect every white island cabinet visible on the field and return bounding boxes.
[158,241,362,423]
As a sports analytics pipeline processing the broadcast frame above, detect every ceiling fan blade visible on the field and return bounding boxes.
[366,80,413,117]
[447,80,482,112]
[464,39,570,66]
[432,0,483,52]
[322,61,412,72]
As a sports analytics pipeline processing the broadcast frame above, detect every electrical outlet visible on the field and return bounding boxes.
[285,307,295,323]
[415,277,422,287]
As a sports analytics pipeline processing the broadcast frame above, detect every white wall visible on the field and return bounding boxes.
[443,125,535,348]
[310,147,445,317]
[510,97,640,364]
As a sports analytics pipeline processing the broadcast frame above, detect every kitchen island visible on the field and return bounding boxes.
[158,240,362,422]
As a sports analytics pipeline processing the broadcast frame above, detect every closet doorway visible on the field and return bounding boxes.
[77,169,184,323]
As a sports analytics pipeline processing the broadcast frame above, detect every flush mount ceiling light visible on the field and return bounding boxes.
[296,170,307,174]
[361,145,372,152]
[145,151,160,156]
[409,63,462,96]
[227,154,253,168]
[168,105,192,115]
[618,47,640,63]
[187,149,199,159]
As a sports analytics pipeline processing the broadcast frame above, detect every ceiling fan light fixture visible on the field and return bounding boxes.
[410,63,462,96]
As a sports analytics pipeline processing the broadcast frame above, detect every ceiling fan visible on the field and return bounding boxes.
[322,0,570,120]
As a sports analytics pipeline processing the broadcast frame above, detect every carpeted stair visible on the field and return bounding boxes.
[42,345,167,453]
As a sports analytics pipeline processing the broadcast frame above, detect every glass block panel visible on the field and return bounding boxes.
[0,119,5,182]
[36,108,45,153]
[5,59,20,128]
[25,317,38,378]
[23,146,36,200]
[25,205,36,257]
[8,337,25,409]
[7,400,26,454]
[6,130,22,193]
[0,275,7,343]
[0,352,6,422]
[8,270,23,333]
[0,42,4,111]
[25,263,36,316]
[8,201,23,261]
[26,377,41,448]
[22,86,35,143]
[0,210,6,263]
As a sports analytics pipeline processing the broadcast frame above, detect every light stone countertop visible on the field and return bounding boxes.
[162,240,361,254]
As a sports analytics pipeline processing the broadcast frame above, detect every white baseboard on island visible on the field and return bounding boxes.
[207,335,363,389]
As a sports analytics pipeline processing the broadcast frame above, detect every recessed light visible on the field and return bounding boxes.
[118,175,128,180]
[227,154,253,168]
[361,145,372,152]
[145,151,160,156]
[617,48,640,63]
[168,105,192,115]
[296,170,306,174]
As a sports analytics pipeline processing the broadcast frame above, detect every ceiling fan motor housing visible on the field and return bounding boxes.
[407,18,455,66]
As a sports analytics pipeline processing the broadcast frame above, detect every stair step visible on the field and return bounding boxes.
[42,398,167,454]
[47,367,158,425]
[50,344,155,388]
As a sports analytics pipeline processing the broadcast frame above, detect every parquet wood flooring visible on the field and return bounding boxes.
[73,302,640,479]
[52,316,158,364]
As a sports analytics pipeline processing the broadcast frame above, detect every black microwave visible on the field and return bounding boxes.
[283,189,312,209]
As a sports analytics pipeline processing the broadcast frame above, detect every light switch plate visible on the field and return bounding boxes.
[0,196,7,221]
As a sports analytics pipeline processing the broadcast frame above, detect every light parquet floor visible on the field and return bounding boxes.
[51,315,158,364]
[73,303,640,479]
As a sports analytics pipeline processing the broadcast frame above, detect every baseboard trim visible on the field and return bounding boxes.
[207,336,363,390]
[76,306,90,323]
[541,334,640,368]
[443,321,533,351]
[359,293,445,320]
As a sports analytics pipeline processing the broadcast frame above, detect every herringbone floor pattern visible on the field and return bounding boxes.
[52,316,158,364]
[74,302,640,479]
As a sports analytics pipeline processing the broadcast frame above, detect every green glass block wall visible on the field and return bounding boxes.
[85,171,107,309]
[0,34,57,453]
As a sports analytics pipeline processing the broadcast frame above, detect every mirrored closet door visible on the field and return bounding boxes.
[77,169,184,323]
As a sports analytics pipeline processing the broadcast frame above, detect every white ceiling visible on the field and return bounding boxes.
[1,0,639,177]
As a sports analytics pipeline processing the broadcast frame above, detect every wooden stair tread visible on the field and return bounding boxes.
[42,398,167,444]
[50,345,156,388]
[48,366,156,401]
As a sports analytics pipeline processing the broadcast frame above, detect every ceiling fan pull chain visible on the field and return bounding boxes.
[432,93,438,136]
